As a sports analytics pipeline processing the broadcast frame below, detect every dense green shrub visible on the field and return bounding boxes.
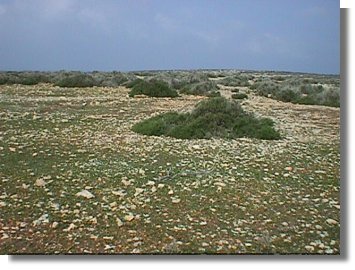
[231,93,248,100]
[54,73,97,88]
[128,79,179,98]
[132,97,281,140]
[0,72,51,85]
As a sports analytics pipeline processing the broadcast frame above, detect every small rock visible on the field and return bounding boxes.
[52,222,59,228]
[158,184,165,188]
[104,244,115,250]
[326,219,338,226]
[33,214,49,226]
[109,202,117,208]
[35,178,46,187]
[116,218,124,227]
[1,233,9,239]
[122,179,131,186]
[19,222,27,228]
[168,190,174,195]
[305,245,315,252]
[282,222,288,227]
[124,215,135,222]
[134,188,144,197]
[76,190,95,199]
[22,183,30,189]
[112,190,126,197]
[64,223,75,232]
[214,182,226,187]
[172,198,181,203]
[284,166,293,171]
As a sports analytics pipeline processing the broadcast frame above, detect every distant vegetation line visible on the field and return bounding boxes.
[0,70,340,107]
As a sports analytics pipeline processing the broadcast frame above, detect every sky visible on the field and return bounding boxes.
[0,0,339,74]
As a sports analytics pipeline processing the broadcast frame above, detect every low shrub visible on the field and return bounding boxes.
[219,75,250,87]
[250,76,340,107]
[0,72,51,85]
[132,97,281,140]
[180,80,219,96]
[54,73,97,88]
[128,79,179,98]
[232,93,248,100]
[92,72,129,87]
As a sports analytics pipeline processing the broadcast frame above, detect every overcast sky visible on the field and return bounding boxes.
[0,0,339,74]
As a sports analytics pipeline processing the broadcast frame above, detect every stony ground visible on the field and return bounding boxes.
[0,83,340,254]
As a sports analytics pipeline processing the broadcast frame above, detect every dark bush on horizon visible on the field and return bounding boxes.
[54,73,98,88]
[0,72,52,86]
[128,79,179,98]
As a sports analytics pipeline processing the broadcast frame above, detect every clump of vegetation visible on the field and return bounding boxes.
[91,71,132,87]
[219,74,251,87]
[250,76,340,107]
[0,72,52,85]
[232,93,248,100]
[180,80,219,96]
[54,73,98,88]
[144,71,220,97]
[132,97,281,140]
[127,79,179,98]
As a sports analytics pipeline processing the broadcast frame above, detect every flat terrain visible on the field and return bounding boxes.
[0,79,340,254]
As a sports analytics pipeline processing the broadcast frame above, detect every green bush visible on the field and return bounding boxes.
[132,97,281,140]
[93,72,129,87]
[250,76,340,107]
[219,75,250,87]
[54,73,97,88]
[232,93,248,100]
[124,78,144,88]
[0,72,51,85]
[128,79,179,98]
[180,81,219,96]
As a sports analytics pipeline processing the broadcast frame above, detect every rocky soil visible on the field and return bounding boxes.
[0,82,340,254]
